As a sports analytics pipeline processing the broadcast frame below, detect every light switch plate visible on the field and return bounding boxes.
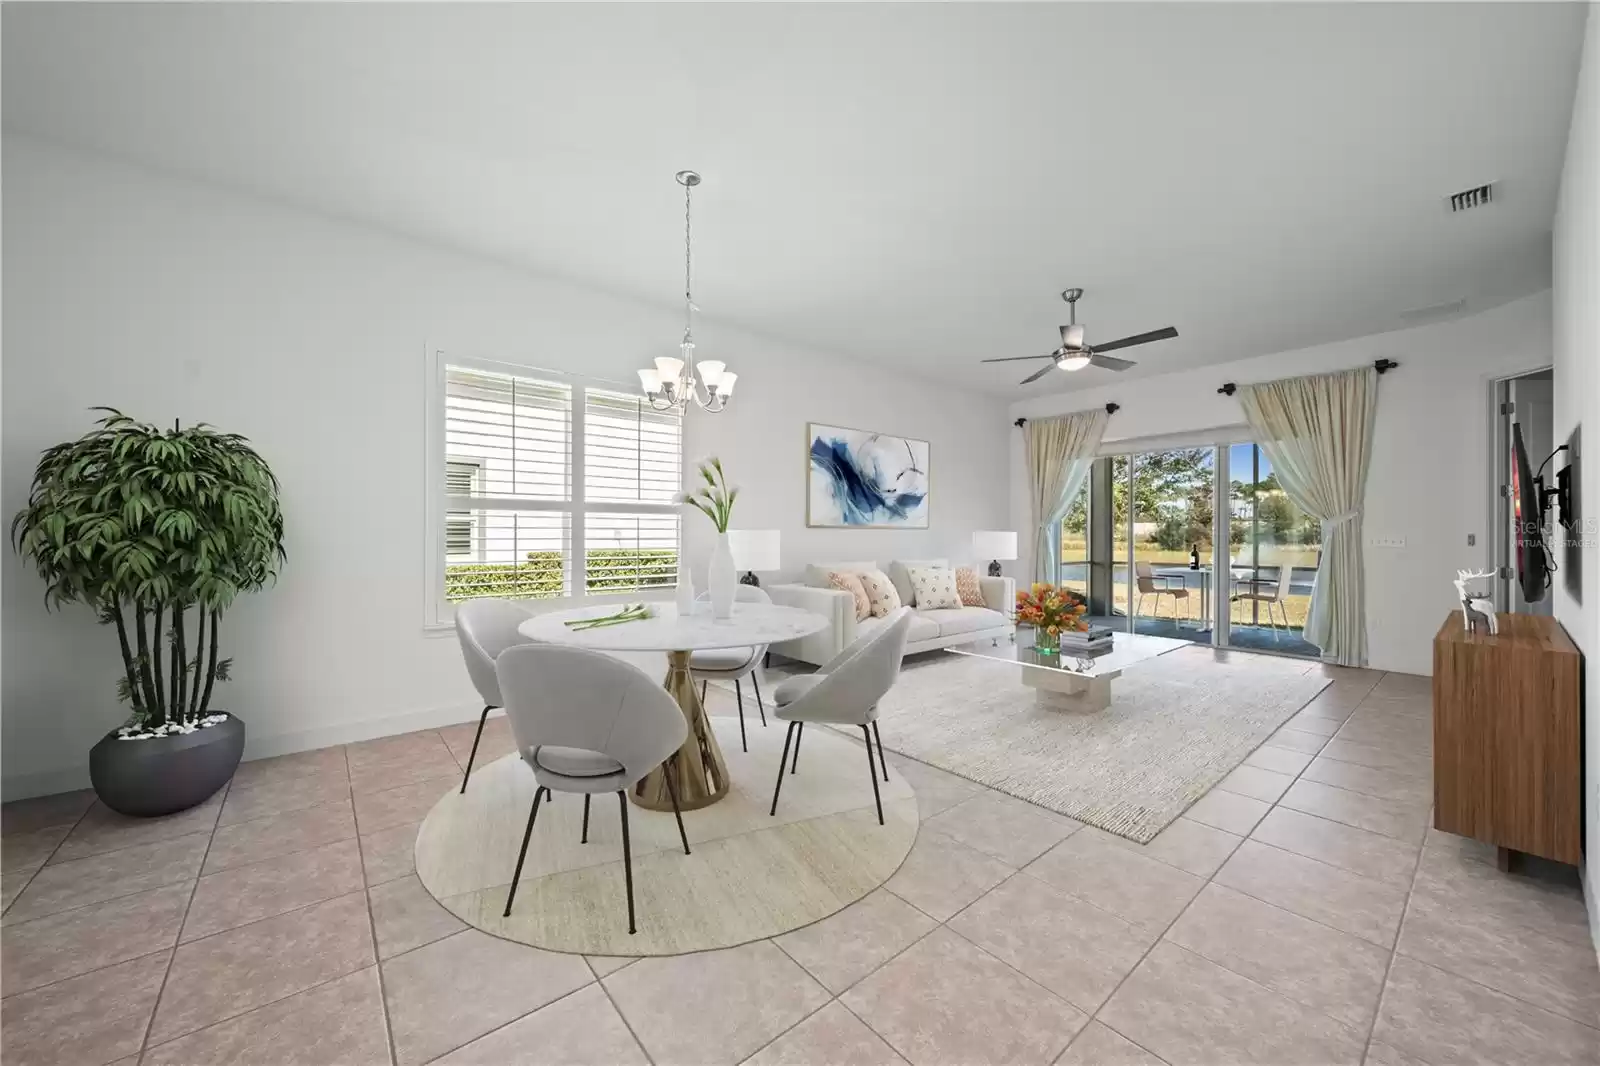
[1368,535,1407,548]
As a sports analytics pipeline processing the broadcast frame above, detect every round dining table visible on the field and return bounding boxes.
[517,601,829,812]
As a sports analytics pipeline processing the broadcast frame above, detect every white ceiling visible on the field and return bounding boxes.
[2,3,1585,394]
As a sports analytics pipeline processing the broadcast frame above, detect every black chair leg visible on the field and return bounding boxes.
[459,705,493,794]
[790,722,803,774]
[873,720,889,783]
[750,672,768,726]
[503,786,545,916]
[770,721,797,816]
[862,727,884,825]
[617,791,636,935]
[580,794,591,844]
[700,681,707,704]
[735,680,748,752]
[663,759,690,855]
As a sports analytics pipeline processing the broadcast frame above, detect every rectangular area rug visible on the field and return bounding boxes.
[868,645,1330,842]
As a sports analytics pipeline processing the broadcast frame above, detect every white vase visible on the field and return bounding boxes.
[675,552,696,616]
[708,531,737,620]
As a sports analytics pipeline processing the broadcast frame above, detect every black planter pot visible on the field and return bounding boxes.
[88,714,245,817]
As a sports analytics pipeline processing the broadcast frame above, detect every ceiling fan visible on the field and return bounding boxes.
[983,289,1178,385]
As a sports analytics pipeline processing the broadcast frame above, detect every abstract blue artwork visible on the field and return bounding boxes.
[807,423,930,528]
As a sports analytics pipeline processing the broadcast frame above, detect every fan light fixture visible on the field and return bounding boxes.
[639,171,736,413]
[1058,352,1092,371]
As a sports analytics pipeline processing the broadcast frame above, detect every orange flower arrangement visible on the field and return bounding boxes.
[1014,583,1089,636]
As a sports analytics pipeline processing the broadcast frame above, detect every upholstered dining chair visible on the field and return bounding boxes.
[495,643,691,935]
[690,585,772,752]
[453,598,536,793]
[768,608,914,825]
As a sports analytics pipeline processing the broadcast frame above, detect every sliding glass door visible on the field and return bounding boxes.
[1225,444,1320,655]
[1061,487,1091,603]
[1061,439,1321,659]
[1126,448,1215,641]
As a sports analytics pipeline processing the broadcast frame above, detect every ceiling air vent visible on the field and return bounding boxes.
[1448,183,1495,212]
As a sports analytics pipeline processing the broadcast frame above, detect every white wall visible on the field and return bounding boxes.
[0,136,1010,799]
[1550,5,1599,957]
[1007,291,1554,676]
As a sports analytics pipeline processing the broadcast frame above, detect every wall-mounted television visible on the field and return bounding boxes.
[1512,422,1550,603]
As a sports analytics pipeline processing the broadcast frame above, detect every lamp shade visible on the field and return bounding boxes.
[727,529,780,572]
[972,530,1018,560]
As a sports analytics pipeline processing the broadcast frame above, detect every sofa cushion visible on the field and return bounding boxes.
[857,569,903,617]
[955,567,987,607]
[889,559,948,606]
[805,562,878,588]
[826,571,872,621]
[861,611,937,645]
[922,606,1009,639]
[906,566,962,610]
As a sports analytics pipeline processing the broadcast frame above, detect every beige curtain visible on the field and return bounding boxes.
[1024,408,1109,585]
[1237,367,1378,666]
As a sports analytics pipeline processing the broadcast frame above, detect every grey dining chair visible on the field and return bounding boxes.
[690,585,772,752]
[495,643,691,935]
[768,607,914,825]
[453,598,536,793]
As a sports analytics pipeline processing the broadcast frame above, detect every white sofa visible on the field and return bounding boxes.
[766,559,1015,666]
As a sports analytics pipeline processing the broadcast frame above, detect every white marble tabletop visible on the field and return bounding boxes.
[517,601,829,652]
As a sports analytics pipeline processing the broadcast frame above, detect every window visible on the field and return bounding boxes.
[428,356,683,623]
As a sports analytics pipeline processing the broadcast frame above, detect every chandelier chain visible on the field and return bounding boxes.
[683,179,693,342]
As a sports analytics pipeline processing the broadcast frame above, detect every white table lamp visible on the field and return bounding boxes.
[973,530,1018,577]
[728,529,781,587]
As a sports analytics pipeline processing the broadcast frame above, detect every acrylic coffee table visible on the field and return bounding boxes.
[950,630,1188,711]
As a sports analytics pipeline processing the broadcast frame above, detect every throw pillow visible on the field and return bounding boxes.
[856,568,902,617]
[827,571,872,622]
[954,566,986,607]
[907,566,962,610]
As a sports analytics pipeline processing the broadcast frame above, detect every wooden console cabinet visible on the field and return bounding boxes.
[1433,612,1582,867]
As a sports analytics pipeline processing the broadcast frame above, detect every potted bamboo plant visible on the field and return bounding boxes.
[12,409,285,816]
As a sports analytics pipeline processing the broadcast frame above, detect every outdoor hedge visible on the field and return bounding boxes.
[445,548,678,602]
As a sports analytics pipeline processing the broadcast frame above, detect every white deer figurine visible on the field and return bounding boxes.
[1453,569,1498,635]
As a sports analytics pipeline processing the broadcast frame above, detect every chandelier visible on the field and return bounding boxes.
[638,170,736,413]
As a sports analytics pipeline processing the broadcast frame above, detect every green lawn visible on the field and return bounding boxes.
[1059,537,1317,628]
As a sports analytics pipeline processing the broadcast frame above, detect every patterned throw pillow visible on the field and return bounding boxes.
[856,568,902,617]
[827,571,872,622]
[954,566,986,607]
[907,566,962,610]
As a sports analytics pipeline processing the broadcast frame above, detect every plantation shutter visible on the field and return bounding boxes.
[584,389,683,504]
[443,367,573,603]
[444,460,479,557]
[583,389,683,592]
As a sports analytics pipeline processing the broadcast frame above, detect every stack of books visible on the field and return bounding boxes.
[1059,625,1114,652]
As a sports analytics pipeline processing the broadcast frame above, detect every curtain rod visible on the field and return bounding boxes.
[1217,358,1398,397]
[1014,402,1119,428]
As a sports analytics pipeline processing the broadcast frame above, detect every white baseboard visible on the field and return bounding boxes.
[0,701,496,803]
[239,701,494,762]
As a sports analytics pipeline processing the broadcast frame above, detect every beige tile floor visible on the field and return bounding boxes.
[2,659,1597,1065]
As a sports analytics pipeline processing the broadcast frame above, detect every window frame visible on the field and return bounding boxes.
[423,350,684,630]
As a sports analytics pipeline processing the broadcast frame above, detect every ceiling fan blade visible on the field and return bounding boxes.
[1019,362,1058,385]
[1090,326,1178,354]
[980,354,1056,363]
[1088,353,1137,372]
